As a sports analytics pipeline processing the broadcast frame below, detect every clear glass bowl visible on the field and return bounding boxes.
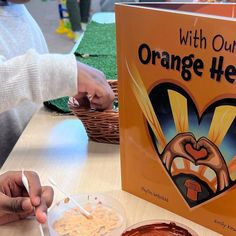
[122,219,199,236]
[48,193,126,236]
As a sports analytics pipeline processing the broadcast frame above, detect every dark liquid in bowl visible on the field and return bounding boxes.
[122,222,194,236]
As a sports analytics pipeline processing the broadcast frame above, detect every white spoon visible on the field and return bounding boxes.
[21,170,45,236]
[48,177,92,219]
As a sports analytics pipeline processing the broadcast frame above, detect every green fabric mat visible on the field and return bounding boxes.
[44,21,117,113]
[44,96,71,114]
[75,21,116,56]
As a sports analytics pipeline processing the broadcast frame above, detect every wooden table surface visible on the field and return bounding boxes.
[0,107,221,236]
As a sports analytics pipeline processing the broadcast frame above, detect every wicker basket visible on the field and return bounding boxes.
[69,80,119,144]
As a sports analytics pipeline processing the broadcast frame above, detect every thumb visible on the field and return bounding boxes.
[0,193,33,213]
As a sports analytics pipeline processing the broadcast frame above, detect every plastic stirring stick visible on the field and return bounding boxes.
[48,177,92,219]
[21,170,45,236]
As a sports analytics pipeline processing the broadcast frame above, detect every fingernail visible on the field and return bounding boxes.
[40,212,47,224]
[87,94,93,100]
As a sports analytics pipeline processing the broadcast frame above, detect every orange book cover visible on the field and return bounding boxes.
[116,3,236,236]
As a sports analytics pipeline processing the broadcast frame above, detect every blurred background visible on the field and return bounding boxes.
[26,0,76,54]
[26,0,231,54]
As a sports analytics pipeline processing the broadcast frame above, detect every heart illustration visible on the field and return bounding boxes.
[185,143,208,161]
[148,83,235,207]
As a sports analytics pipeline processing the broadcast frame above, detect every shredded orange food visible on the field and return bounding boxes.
[53,202,122,236]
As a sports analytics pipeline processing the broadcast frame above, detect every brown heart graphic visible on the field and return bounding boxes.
[185,143,208,161]
[148,84,235,207]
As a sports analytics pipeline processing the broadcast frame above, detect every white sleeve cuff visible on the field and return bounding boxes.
[38,52,77,101]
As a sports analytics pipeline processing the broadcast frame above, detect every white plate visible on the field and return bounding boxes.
[48,193,126,236]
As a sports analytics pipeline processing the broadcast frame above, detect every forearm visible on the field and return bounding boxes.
[0,49,77,113]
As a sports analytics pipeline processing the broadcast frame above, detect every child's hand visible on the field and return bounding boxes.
[0,171,53,225]
[76,62,115,110]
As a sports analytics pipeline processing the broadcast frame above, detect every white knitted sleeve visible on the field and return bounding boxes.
[0,49,77,113]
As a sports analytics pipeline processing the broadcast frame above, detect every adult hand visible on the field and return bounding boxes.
[76,62,115,110]
[0,171,53,225]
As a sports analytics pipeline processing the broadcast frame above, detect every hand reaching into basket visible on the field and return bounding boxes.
[75,62,115,110]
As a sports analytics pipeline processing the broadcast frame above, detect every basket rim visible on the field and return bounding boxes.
[71,106,118,113]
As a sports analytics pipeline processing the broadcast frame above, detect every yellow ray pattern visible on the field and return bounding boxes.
[168,90,190,169]
[168,90,188,133]
[199,106,236,176]
[126,61,167,151]
[208,106,236,146]
[126,62,178,171]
